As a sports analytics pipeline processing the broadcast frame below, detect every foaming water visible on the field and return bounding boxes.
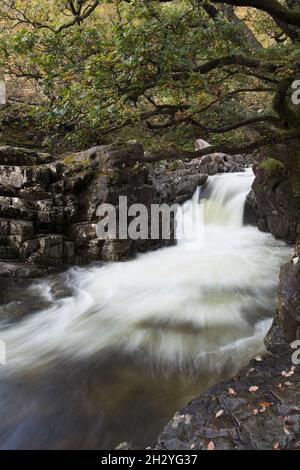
[0,170,292,449]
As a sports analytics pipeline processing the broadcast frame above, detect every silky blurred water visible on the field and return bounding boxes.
[0,170,292,449]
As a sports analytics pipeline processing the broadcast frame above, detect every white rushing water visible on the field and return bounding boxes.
[0,170,292,375]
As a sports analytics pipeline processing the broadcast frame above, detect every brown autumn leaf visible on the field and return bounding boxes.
[207,441,215,451]
[259,401,272,408]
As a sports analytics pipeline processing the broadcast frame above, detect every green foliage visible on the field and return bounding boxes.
[0,0,298,152]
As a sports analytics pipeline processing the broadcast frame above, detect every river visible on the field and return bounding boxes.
[0,170,292,449]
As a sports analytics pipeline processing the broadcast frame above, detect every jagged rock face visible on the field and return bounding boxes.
[266,254,300,353]
[0,144,207,274]
[156,353,300,450]
[249,158,300,243]
[247,154,300,353]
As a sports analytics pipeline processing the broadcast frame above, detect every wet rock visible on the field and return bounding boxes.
[266,255,300,352]
[63,241,75,264]
[9,220,34,241]
[28,235,65,267]
[0,166,25,189]
[0,260,48,279]
[0,260,54,302]
[194,139,253,174]
[0,142,209,277]
[243,190,257,226]
[0,202,34,221]
[18,187,53,201]
[0,219,9,242]
[0,246,18,260]
[0,147,53,166]
[0,185,17,197]
[69,223,98,242]
[156,354,300,450]
[250,158,300,243]
[102,239,132,262]
[0,165,55,190]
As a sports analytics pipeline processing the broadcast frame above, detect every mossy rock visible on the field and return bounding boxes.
[255,182,268,194]
[260,158,285,175]
[259,158,287,188]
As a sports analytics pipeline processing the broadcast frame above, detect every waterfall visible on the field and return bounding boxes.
[0,170,293,449]
[202,168,255,227]
[0,170,292,370]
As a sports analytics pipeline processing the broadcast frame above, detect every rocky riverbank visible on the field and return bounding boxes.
[155,153,300,451]
[156,351,300,450]
[0,141,250,298]
[2,140,298,451]
[246,159,300,243]
[0,143,201,291]
[156,250,300,450]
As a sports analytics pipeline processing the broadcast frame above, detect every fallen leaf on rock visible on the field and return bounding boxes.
[281,367,295,378]
[207,441,215,451]
[215,410,224,418]
[249,386,259,393]
[259,401,272,408]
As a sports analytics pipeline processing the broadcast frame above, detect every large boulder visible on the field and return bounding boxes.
[0,146,53,166]
[194,139,252,174]
[249,155,300,243]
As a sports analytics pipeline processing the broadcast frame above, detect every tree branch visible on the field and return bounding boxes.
[143,128,300,163]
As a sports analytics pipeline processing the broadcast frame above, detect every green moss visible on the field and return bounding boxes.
[61,154,91,166]
[255,182,267,193]
[260,158,285,175]
[166,160,183,172]
[61,153,77,165]
[60,153,98,177]
[97,167,119,181]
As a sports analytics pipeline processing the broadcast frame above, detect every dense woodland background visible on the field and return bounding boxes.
[0,0,299,159]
